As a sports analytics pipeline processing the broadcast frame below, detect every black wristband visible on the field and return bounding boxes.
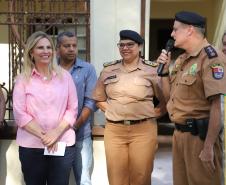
[158,72,169,77]
[73,124,79,131]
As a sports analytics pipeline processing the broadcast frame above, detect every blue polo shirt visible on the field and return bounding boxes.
[69,58,97,141]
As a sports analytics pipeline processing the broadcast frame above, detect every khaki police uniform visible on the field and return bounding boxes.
[93,58,164,185]
[168,41,226,185]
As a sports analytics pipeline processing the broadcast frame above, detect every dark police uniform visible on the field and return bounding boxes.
[168,11,226,185]
[93,30,165,185]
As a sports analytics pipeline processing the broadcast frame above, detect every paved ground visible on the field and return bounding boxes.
[152,145,173,185]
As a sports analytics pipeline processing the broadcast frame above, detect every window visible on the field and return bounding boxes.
[0,0,90,138]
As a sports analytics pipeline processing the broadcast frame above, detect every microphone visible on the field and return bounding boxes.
[157,39,175,75]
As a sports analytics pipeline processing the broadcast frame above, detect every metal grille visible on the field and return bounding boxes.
[0,0,90,124]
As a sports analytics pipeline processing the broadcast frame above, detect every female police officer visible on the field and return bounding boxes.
[93,30,166,185]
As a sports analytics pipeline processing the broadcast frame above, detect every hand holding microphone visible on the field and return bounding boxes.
[157,39,175,76]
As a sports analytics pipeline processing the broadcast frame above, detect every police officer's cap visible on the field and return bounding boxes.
[120,30,144,44]
[175,11,206,28]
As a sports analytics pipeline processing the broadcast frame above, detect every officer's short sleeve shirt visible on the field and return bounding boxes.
[167,44,226,123]
[93,59,164,121]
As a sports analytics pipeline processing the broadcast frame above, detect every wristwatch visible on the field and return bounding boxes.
[158,72,169,77]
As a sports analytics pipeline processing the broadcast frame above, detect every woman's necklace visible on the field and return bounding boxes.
[43,76,49,81]
[42,70,51,81]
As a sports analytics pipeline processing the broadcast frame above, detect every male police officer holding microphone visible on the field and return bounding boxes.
[157,11,226,185]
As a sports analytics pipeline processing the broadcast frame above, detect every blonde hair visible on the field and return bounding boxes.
[22,31,61,80]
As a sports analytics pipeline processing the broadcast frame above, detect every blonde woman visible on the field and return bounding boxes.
[13,31,78,185]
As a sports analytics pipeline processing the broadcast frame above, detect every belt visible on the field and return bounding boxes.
[175,123,193,132]
[175,118,209,132]
[107,118,150,125]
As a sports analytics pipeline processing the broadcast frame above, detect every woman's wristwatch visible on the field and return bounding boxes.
[158,71,169,77]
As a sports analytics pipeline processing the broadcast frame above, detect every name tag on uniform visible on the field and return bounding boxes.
[106,75,117,80]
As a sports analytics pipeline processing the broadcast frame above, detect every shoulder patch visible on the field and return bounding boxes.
[103,60,121,67]
[142,60,158,67]
[204,45,218,59]
[210,63,224,79]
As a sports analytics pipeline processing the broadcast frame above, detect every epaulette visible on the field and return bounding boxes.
[103,60,121,67]
[142,60,158,67]
[204,45,218,59]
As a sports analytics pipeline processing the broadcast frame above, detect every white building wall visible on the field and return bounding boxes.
[0,44,9,88]
[145,0,151,60]
[90,0,141,75]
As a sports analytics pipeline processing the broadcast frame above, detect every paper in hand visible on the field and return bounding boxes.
[44,142,66,156]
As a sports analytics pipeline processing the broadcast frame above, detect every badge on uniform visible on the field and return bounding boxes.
[211,64,224,79]
[189,63,197,76]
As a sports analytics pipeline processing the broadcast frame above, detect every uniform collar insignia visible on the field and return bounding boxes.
[142,60,158,67]
[103,60,121,67]
[204,45,218,59]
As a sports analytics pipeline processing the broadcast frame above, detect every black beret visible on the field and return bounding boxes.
[175,11,206,28]
[119,30,144,44]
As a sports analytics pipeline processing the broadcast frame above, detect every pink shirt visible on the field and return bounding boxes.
[13,68,78,148]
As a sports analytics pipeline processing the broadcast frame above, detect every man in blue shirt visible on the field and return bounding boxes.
[57,31,97,185]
